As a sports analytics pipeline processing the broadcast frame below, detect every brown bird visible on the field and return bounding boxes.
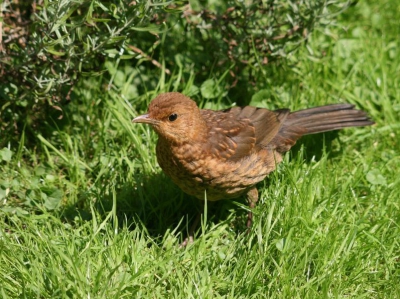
[133,92,374,238]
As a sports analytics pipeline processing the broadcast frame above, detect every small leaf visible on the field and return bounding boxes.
[45,48,66,56]
[45,174,56,182]
[366,169,387,186]
[0,206,29,215]
[200,79,222,99]
[0,187,7,199]
[249,89,271,106]
[0,148,13,162]
[275,238,285,252]
[185,85,199,97]
[44,189,63,210]
[35,166,46,176]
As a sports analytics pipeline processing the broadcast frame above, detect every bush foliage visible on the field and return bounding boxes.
[1,0,350,146]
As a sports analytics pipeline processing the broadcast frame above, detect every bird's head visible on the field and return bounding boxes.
[132,92,206,144]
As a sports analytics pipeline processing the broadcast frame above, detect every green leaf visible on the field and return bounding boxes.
[0,187,7,200]
[0,206,29,215]
[275,238,285,252]
[45,48,66,56]
[249,89,271,107]
[366,169,387,186]
[44,189,63,210]
[0,148,13,162]
[200,79,222,99]
[185,85,199,97]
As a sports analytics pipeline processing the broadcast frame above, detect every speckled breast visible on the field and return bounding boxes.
[156,138,275,201]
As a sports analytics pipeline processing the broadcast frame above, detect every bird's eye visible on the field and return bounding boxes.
[168,113,178,122]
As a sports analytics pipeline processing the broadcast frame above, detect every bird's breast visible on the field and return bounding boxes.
[155,137,278,201]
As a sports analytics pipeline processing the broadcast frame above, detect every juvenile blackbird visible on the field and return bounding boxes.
[133,92,374,230]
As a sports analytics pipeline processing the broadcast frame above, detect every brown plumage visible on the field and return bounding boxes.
[133,92,374,230]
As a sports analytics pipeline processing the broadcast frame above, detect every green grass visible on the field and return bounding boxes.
[1,1,400,298]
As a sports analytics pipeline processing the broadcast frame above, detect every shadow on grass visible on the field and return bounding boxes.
[60,131,345,241]
[61,170,249,241]
[290,131,344,162]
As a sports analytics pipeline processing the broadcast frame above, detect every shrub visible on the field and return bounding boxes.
[0,0,350,146]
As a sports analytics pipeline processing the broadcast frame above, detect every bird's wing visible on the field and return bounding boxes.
[200,109,255,160]
[201,107,290,161]
[236,107,290,148]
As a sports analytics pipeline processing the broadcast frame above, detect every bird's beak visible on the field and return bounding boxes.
[132,114,153,124]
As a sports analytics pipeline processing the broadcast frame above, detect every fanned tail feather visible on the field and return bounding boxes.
[271,104,374,152]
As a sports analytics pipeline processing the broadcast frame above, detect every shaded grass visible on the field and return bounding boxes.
[1,0,399,298]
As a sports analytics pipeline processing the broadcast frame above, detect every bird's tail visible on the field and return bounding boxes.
[271,104,374,152]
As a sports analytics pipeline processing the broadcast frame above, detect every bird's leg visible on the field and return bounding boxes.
[246,187,259,229]
[180,211,201,247]
[180,201,204,247]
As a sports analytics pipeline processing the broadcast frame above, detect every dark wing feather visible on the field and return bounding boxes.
[270,104,374,152]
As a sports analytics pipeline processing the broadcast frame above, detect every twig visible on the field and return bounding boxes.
[128,45,171,75]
